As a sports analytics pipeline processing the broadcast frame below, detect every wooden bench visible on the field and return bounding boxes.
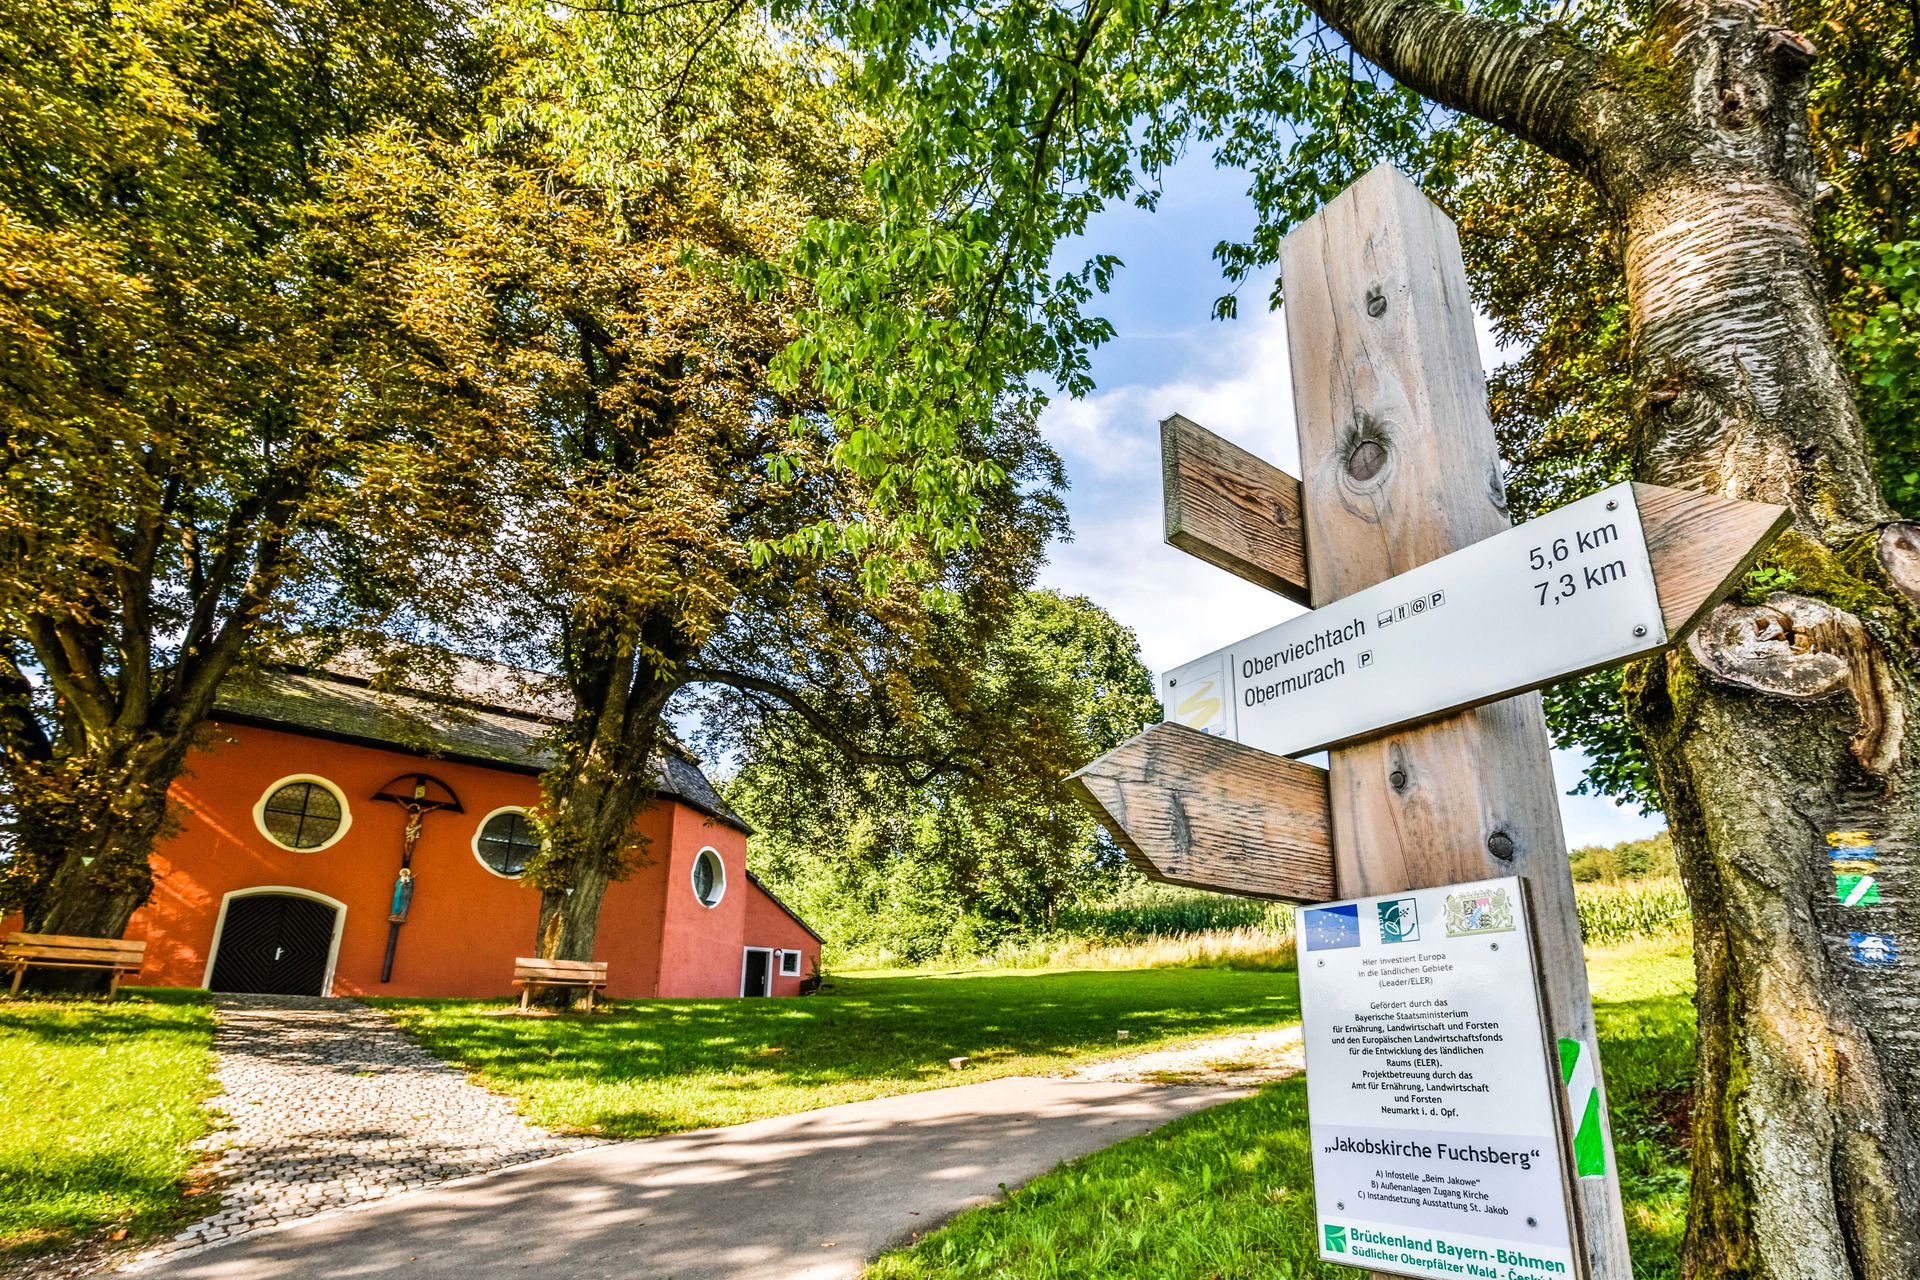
[513,957,609,1011]
[3,933,147,998]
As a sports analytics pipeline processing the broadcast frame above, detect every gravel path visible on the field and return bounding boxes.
[9,1002,1302,1279]
[114,995,600,1272]
[124,1076,1240,1280]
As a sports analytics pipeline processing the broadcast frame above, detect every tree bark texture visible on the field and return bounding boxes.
[15,733,187,990]
[532,636,677,974]
[1313,2,1920,1274]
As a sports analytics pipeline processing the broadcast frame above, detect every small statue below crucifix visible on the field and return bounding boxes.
[372,774,463,983]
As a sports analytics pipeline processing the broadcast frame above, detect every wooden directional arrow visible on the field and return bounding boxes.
[1066,721,1333,901]
[1161,412,1310,605]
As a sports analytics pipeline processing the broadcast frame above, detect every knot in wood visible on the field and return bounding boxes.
[1364,285,1387,318]
[1346,439,1388,482]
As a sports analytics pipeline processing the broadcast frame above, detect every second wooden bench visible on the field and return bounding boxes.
[512,957,609,1011]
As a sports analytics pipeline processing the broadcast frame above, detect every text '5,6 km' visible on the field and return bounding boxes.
[1161,482,1666,759]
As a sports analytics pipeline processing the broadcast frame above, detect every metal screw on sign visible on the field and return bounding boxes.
[1487,830,1515,861]
[1365,285,1387,317]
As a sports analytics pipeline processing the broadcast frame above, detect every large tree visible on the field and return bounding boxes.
[340,15,1069,966]
[0,0,500,940]
[561,0,1920,1271]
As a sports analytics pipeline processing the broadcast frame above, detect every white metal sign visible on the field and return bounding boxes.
[1297,877,1580,1280]
[1161,482,1666,757]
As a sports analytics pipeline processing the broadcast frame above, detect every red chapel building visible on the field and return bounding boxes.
[116,653,820,999]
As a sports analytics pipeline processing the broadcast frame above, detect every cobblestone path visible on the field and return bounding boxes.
[123,995,600,1270]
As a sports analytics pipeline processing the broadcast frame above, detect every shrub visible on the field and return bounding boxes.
[1568,831,1679,882]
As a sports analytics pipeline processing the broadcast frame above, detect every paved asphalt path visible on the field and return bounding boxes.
[131,1076,1246,1280]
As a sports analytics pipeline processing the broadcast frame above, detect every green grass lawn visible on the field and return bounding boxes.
[867,938,1697,1280]
[373,966,1301,1136]
[0,989,218,1260]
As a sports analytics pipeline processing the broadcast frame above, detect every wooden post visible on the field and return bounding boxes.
[1278,164,1633,1278]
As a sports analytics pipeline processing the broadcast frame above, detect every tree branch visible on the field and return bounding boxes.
[23,616,113,739]
[683,665,955,783]
[1304,0,1651,174]
[0,648,53,763]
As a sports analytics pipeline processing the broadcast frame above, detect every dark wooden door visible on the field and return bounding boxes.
[208,894,337,995]
[743,949,771,997]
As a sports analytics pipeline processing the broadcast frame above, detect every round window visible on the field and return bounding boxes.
[257,778,348,851]
[475,809,539,878]
[691,847,726,908]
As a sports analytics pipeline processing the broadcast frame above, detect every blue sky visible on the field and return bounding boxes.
[1030,157,1665,848]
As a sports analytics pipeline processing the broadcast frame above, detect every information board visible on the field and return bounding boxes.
[1160,482,1666,758]
[1297,877,1580,1280]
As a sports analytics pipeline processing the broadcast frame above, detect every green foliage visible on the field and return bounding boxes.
[1842,239,1920,515]
[726,590,1160,964]
[1544,669,1660,815]
[869,940,1696,1280]
[1740,564,1803,602]
[375,966,1299,1136]
[0,0,505,922]
[1056,884,1286,942]
[0,990,216,1255]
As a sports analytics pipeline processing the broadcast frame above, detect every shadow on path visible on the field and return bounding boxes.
[128,1076,1243,1280]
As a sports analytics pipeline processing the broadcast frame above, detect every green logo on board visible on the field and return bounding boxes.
[1378,898,1419,944]
[1324,1224,1347,1252]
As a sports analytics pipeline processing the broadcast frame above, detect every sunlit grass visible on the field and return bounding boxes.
[0,989,217,1259]
[373,967,1302,1136]
[953,927,1297,973]
[868,937,1697,1280]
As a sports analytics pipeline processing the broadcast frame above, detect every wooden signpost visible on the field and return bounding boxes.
[1068,166,1789,1280]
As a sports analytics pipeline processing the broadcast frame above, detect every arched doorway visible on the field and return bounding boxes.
[205,889,345,996]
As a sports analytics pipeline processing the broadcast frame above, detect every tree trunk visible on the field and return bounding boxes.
[1305,2,1920,1272]
[14,736,181,991]
[1608,15,1920,1278]
[536,862,615,964]
[530,669,673,990]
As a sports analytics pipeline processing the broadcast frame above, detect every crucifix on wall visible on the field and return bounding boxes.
[372,773,463,983]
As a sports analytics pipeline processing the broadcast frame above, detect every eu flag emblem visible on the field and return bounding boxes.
[1304,904,1361,951]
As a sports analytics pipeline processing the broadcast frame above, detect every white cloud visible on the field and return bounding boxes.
[1039,302,1306,673]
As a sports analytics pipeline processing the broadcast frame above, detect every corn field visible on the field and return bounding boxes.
[1574,877,1692,946]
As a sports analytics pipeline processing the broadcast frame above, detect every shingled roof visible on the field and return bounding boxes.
[213,652,747,833]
